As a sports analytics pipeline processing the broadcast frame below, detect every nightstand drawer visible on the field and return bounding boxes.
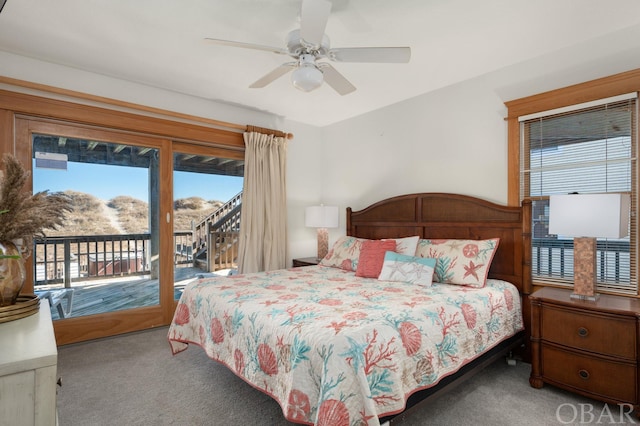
[542,345,637,403]
[541,305,636,359]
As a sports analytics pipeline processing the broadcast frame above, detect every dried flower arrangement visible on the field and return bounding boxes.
[0,153,73,257]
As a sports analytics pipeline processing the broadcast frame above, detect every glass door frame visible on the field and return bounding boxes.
[16,117,175,344]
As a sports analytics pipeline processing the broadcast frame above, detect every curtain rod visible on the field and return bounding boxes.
[245,125,294,140]
[0,76,293,139]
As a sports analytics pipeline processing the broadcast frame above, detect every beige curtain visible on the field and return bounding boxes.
[237,131,288,273]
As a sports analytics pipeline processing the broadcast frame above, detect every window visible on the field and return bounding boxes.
[518,94,637,294]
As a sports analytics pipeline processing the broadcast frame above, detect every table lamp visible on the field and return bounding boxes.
[549,193,630,301]
[305,205,339,261]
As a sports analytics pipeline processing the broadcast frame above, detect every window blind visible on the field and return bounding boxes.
[520,95,638,294]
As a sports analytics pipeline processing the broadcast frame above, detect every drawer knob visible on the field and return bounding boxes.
[577,327,589,337]
[578,369,590,380]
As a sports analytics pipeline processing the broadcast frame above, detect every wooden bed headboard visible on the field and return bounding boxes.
[346,193,532,295]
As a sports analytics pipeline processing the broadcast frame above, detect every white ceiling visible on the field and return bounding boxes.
[1,0,640,127]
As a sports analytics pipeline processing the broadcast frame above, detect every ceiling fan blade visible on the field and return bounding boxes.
[204,38,288,55]
[329,47,411,63]
[249,63,296,88]
[300,0,332,47]
[319,63,356,96]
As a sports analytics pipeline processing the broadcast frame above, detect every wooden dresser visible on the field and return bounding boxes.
[530,287,640,413]
[0,301,58,426]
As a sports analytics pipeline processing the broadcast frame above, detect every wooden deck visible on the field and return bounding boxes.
[36,266,218,320]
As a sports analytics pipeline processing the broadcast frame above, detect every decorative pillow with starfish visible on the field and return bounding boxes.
[378,251,437,287]
[414,238,500,288]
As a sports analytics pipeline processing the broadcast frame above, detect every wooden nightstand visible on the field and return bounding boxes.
[530,287,640,413]
[292,257,320,267]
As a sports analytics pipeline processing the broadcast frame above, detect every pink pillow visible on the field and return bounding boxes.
[355,239,397,278]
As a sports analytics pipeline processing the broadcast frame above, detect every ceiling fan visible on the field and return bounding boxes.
[205,0,411,95]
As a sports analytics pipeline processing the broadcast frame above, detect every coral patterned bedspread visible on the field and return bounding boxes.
[168,265,523,426]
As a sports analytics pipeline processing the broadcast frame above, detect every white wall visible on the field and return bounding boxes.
[311,75,509,251]
[284,121,324,261]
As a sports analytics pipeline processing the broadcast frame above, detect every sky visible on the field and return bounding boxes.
[32,161,244,203]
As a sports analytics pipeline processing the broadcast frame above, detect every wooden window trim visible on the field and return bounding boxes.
[0,87,245,154]
[506,68,640,295]
[506,68,640,205]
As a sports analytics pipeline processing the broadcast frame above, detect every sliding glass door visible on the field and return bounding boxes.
[14,118,245,343]
[17,118,173,343]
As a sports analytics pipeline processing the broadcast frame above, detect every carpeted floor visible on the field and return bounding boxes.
[56,326,635,425]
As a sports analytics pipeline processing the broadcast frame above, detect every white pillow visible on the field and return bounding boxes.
[378,251,437,287]
[383,236,419,255]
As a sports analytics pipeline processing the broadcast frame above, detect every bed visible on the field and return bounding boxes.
[168,193,532,425]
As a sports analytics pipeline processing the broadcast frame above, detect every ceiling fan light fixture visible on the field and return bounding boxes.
[206,0,410,95]
[291,63,323,92]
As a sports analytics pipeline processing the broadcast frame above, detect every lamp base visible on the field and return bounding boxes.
[570,292,600,302]
[317,228,329,260]
[572,236,598,299]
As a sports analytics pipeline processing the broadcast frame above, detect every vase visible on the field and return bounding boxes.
[0,241,26,306]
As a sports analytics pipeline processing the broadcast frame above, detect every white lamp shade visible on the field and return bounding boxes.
[549,193,630,238]
[291,65,323,92]
[305,205,339,228]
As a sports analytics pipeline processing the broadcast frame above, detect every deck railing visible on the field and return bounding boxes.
[34,234,151,288]
[34,229,240,287]
[174,231,193,267]
[532,238,630,284]
[208,231,239,272]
